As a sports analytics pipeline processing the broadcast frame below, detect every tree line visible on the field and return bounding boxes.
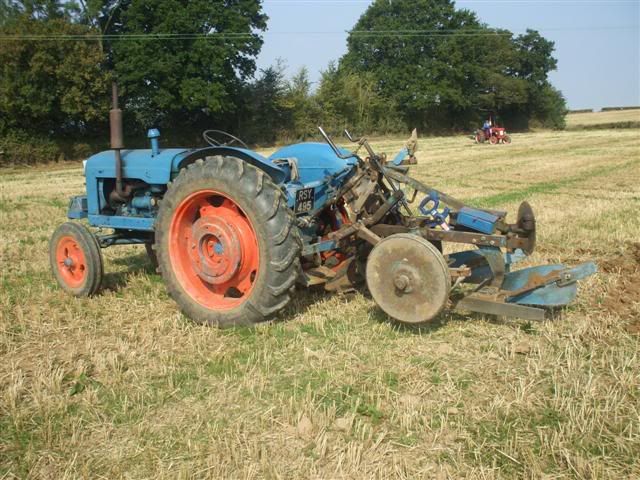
[0,0,566,163]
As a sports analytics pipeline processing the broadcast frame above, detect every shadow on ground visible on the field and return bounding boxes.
[102,251,157,292]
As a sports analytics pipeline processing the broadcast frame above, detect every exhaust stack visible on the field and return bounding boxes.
[109,82,127,202]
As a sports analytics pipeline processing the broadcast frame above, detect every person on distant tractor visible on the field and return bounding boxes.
[483,119,492,140]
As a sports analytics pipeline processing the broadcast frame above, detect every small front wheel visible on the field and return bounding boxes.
[503,135,512,144]
[49,222,103,296]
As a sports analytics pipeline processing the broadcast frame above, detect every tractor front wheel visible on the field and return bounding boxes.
[503,135,512,144]
[49,222,104,296]
[155,156,301,327]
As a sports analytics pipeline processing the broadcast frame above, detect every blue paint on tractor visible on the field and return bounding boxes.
[269,143,358,215]
[78,141,360,228]
[78,133,292,230]
[147,129,161,156]
[59,122,595,322]
[503,262,598,306]
[392,147,409,165]
[456,207,499,234]
[269,142,357,184]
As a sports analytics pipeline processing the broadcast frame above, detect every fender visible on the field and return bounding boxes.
[173,147,288,184]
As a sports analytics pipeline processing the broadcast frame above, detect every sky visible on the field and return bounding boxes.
[255,0,640,110]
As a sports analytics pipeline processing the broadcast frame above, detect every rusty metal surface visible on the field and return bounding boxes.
[301,239,338,256]
[422,228,508,248]
[109,83,124,149]
[366,234,451,324]
[354,223,382,245]
[329,189,404,242]
[455,293,546,321]
[383,168,467,210]
[516,201,536,255]
[301,265,336,287]
[325,258,359,292]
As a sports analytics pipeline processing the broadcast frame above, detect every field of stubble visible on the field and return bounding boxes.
[1,127,639,479]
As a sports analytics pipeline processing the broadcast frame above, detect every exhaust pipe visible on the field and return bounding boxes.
[109,82,128,202]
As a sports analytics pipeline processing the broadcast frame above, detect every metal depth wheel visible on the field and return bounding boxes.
[49,222,103,296]
[155,156,301,327]
[366,234,451,325]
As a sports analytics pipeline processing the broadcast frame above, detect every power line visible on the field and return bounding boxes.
[0,25,636,42]
[261,0,639,4]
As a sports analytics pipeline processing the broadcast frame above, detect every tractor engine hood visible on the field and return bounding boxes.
[85,146,289,185]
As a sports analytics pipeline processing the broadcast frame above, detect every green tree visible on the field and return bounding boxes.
[342,0,491,130]
[242,61,291,144]
[514,29,558,86]
[282,67,322,140]
[0,14,110,135]
[100,0,267,134]
[340,0,563,131]
[316,62,401,135]
[514,29,566,128]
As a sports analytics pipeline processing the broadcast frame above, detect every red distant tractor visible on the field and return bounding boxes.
[474,126,512,145]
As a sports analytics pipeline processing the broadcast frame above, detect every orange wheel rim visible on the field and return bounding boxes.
[168,190,260,310]
[55,235,87,288]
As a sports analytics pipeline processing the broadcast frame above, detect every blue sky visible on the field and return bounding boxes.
[255,0,640,110]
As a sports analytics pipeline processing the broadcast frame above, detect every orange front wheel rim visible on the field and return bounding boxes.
[55,236,87,288]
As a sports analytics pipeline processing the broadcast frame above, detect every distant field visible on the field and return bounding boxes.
[1,129,639,478]
[566,109,640,128]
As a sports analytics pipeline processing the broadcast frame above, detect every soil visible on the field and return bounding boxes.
[596,242,640,333]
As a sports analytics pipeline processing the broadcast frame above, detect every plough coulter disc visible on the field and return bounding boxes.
[517,201,536,255]
[366,234,451,324]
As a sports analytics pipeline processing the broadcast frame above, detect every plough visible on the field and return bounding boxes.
[50,85,596,326]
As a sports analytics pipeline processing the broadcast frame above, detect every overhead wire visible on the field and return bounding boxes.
[0,24,636,42]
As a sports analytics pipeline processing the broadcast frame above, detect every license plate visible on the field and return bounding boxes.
[295,187,314,214]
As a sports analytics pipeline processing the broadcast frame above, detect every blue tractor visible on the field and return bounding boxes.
[50,85,596,327]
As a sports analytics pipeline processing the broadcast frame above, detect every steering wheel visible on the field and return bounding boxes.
[202,129,249,149]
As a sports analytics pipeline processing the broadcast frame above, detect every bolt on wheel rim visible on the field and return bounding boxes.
[55,236,87,288]
[169,190,259,310]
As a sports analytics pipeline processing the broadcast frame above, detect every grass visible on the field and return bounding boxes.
[566,109,640,129]
[1,128,639,478]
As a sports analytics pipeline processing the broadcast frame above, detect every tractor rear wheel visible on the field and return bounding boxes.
[155,156,301,327]
[49,222,104,297]
[489,135,498,145]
